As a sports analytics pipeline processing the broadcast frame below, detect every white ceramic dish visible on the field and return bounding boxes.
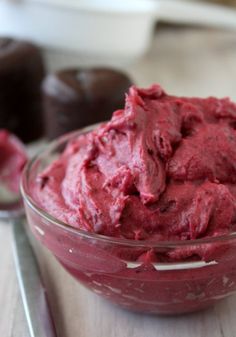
[1,0,236,68]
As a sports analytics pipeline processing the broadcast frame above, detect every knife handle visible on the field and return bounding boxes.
[12,218,57,337]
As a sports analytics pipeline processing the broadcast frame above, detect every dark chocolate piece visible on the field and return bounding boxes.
[0,38,45,143]
[42,68,133,139]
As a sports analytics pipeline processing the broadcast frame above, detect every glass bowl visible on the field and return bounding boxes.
[21,126,236,315]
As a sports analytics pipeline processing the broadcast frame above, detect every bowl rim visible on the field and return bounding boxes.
[21,124,236,248]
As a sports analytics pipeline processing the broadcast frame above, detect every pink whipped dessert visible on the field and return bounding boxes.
[30,85,236,314]
[0,130,27,194]
[34,85,236,246]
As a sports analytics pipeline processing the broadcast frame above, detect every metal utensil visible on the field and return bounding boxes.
[0,172,57,337]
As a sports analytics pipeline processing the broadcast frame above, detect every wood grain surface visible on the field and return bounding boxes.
[1,26,236,337]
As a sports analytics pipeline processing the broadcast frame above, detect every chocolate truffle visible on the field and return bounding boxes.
[42,68,133,139]
[0,38,45,143]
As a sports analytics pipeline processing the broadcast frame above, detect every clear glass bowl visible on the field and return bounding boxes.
[21,126,236,315]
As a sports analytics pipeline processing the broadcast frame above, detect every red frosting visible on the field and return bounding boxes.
[0,130,27,193]
[34,85,236,245]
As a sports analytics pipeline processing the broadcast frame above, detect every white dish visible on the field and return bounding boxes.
[1,0,236,68]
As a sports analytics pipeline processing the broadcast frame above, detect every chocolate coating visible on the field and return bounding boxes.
[0,38,45,143]
[42,68,133,139]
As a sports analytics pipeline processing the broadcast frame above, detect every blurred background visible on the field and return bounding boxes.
[0,0,236,144]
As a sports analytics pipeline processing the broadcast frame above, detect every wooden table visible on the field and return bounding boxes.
[1,26,236,337]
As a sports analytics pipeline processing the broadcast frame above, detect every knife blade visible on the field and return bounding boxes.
[12,218,57,337]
